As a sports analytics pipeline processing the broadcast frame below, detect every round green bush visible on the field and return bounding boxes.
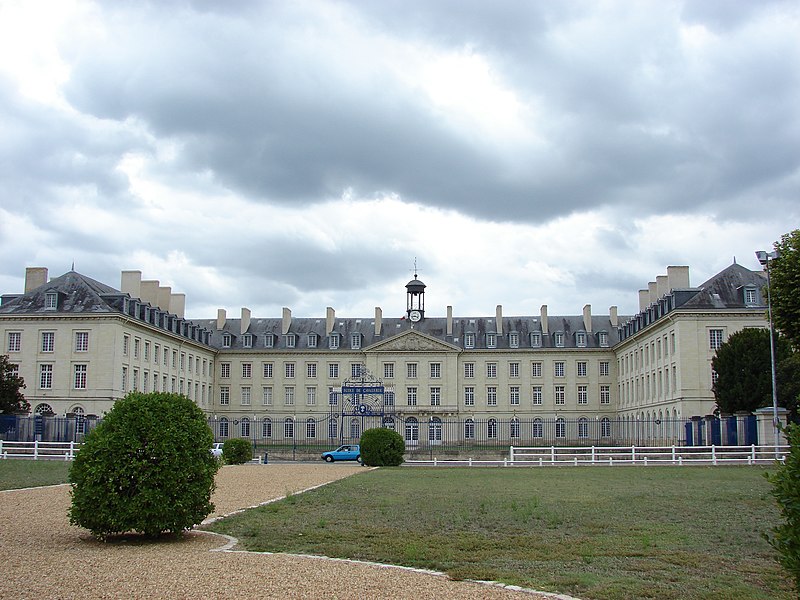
[68,392,219,540]
[222,438,253,465]
[360,427,405,466]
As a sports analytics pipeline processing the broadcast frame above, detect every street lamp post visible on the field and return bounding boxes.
[756,250,781,457]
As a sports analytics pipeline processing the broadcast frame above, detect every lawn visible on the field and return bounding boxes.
[0,459,71,490]
[204,466,794,600]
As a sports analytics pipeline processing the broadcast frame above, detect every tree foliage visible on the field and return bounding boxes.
[0,354,29,414]
[222,438,253,464]
[712,328,794,415]
[360,427,405,466]
[68,392,219,540]
[770,229,800,349]
[766,424,800,592]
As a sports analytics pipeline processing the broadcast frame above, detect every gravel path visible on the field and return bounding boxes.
[0,463,568,599]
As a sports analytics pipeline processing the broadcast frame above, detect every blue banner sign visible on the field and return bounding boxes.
[342,385,384,395]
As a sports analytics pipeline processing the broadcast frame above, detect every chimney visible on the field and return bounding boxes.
[656,275,669,299]
[241,308,251,335]
[638,290,650,312]
[446,306,453,336]
[540,305,549,335]
[374,307,382,336]
[282,307,292,335]
[171,294,185,319]
[157,286,172,313]
[496,305,503,336]
[120,270,142,299]
[667,265,690,290]
[216,309,226,330]
[25,267,48,293]
[583,304,592,333]
[326,307,335,336]
[648,281,658,304]
[140,280,160,306]
[609,306,618,328]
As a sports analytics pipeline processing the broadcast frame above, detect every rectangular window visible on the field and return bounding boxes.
[384,391,395,406]
[243,334,252,348]
[407,386,417,406]
[122,366,128,392]
[307,334,317,348]
[599,361,610,377]
[509,332,519,348]
[41,331,54,353]
[464,332,475,349]
[531,361,542,377]
[262,386,273,405]
[154,345,160,364]
[577,385,588,404]
[74,364,87,389]
[306,387,317,405]
[509,362,519,378]
[487,333,497,348]
[264,334,274,348]
[329,335,339,349]
[285,335,296,348]
[576,332,587,347]
[407,363,417,378]
[350,333,361,349]
[532,385,542,405]
[530,332,541,348]
[242,363,252,378]
[133,338,140,358]
[122,335,129,356]
[554,332,565,347]
[241,386,251,405]
[600,384,611,404]
[307,363,317,378]
[430,363,441,378]
[487,386,497,406]
[132,369,139,391]
[220,363,230,378]
[554,385,565,405]
[163,346,169,366]
[39,364,53,389]
[285,363,295,378]
[430,386,441,406]
[172,350,177,368]
[384,363,394,379]
[709,329,724,350]
[464,386,475,406]
[599,331,609,347]
[577,361,587,377]
[328,363,339,379]
[328,386,339,406]
[554,361,565,377]
[45,292,58,310]
[257,363,272,379]
[486,363,497,378]
[351,363,362,378]
[464,363,474,378]
[143,340,150,361]
[284,387,295,405]
[220,386,230,405]
[510,386,520,405]
[745,287,757,305]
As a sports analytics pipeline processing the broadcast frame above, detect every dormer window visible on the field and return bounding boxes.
[509,332,519,349]
[576,332,587,348]
[554,332,565,348]
[285,334,296,348]
[744,286,757,306]
[487,333,497,348]
[351,333,361,350]
[329,334,340,350]
[222,333,232,348]
[598,331,609,348]
[44,292,58,310]
[530,332,541,348]
[243,334,253,348]
[308,333,318,348]
[264,334,274,348]
[464,332,475,349]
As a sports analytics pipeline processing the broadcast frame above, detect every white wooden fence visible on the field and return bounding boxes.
[405,444,789,467]
[0,440,80,460]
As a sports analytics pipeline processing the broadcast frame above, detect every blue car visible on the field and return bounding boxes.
[321,444,361,463]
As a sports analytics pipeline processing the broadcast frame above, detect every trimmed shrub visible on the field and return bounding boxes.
[222,438,253,465]
[766,424,800,591]
[68,392,219,540]
[360,427,405,466]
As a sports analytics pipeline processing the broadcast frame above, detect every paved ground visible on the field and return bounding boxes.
[0,463,572,599]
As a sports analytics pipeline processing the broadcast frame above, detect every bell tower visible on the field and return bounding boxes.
[405,267,426,323]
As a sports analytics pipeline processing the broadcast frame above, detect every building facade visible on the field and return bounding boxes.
[0,263,768,446]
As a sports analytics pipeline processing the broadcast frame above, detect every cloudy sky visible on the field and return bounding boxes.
[1,1,798,321]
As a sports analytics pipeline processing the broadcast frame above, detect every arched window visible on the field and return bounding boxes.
[34,403,53,415]
[219,417,229,438]
[405,417,419,443]
[464,418,475,439]
[240,417,250,438]
[428,417,442,443]
[555,417,566,438]
[532,418,543,438]
[578,417,589,439]
[487,418,498,439]
[350,418,360,439]
[284,417,294,439]
[510,417,520,439]
[262,418,272,438]
[71,406,86,435]
[307,418,316,438]
[601,417,612,438]
[328,418,337,439]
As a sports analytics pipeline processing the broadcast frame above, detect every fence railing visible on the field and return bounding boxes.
[404,444,789,467]
[0,440,80,460]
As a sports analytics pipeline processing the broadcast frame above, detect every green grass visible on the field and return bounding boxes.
[204,467,795,600]
[0,459,71,490]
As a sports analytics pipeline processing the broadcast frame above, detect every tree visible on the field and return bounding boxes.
[769,229,800,349]
[0,354,29,414]
[712,328,793,415]
[68,392,219,540]
[765,424,800,592]
[222,438,253,464]
[360,427,405,466]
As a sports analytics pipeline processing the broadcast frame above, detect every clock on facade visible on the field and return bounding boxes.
[409,310,422,322]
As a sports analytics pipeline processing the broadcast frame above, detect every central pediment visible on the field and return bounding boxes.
[365,329,460,353]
